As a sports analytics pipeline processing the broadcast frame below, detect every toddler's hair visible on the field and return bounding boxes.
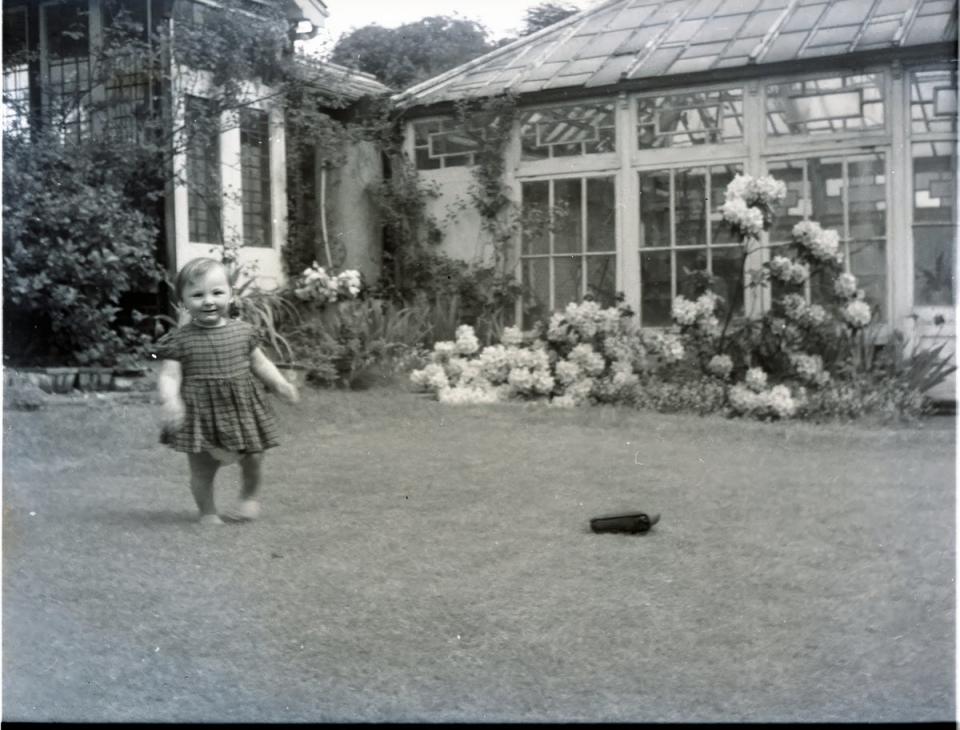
[175,257,230,302]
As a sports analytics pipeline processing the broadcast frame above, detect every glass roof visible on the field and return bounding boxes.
[397,0,957,105]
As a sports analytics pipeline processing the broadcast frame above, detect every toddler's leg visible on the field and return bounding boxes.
[187,451,222,524]
[223,452,263,521]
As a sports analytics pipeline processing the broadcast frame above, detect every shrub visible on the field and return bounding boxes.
[3,133,163,366]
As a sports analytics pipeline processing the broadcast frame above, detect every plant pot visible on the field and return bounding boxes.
[77,367,114,392]
[44,367,79,394]
[276,363,308,389]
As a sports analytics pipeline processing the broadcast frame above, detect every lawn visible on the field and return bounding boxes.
[2,386,955,722]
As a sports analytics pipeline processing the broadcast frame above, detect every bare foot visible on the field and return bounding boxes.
[198,513,224,526]
[222,500,260,522]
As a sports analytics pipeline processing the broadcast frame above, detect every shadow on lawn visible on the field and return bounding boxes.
[93,508,200,527]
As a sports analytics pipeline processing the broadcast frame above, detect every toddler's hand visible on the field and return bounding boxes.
[161,398,186,432]
[277,379,300,404]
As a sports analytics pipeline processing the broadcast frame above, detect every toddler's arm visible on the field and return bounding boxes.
[157,359,186,431]
[251,347,300,404]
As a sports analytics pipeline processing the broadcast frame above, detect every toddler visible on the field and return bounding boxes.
[156,257,299,525]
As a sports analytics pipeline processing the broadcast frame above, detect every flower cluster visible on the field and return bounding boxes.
[671,291,721,336]
[789,352,830,387]
[842,299,873,329]
[720,174,787,238]
[833,272,859,299]
[728,383,798,419]
[292,262,364,305]
[725,174,788,209]
[546,300,622,344]
[707,354,734,379]
[792,221,842,265]
[767,255,810,285]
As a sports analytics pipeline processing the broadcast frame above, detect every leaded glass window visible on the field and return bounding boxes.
[912,142,956,307]
[910,67,958,136]
[520,102,615,160]
[766,154,888,318]
[3,6,30,135]
[636,89,743,149]
[103,0,151,141]
[520,177,617,326]
[43,0,91,143]
[240,108,272,248]
[638,164,744,327]
[186,96,221,244]
[412,118,479,169]
[766,73,885,137]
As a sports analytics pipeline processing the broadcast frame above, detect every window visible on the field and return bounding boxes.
[766,73,884,137]
[3,6,30,134]
[186,96,221,244]
[520,177,617,326]
[636,88,743,149]
[43,0,92,142]
[912,142,956,307]
[240,108,272,248]
[103,0,151,140]
[638,164,743,327]
[412,118,479,169]
[519,102,615,160]
[910,67,958,136]
[766,154,888,317]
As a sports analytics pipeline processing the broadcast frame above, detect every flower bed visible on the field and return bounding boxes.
[411,173,954,421]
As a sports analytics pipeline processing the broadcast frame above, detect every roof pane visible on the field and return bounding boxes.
[714,55,750,67]
[664,19,706,44]
[524,61,568,81]
[919,0,956,15]
[542,71,594,89]
[856,19,901,46]
[584,29,637,56]
[801,42,853,56]
[648,1,690,24]
[667,55,718,74]
[875,0,914,14]
[783,4,828,32]
[683,40,733,58]
[577,7,625,33]
[688,0,725,18]
[821,0,871,26]
[613,25,666,56]
[695,13,749,41]
[585,55,636,86]
[614,4,659,26]
[543,35,594,63]
[717,0,760,14]
[906,13,953,44]
[629,47,683,77]
[808,24,861,45]
[742,9,786,36]
[559,56,609,76]
[758,0,790,9]
[723,37,764,56]
[763,30,808,61]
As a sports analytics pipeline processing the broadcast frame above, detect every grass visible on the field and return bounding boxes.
[2,386,955,722]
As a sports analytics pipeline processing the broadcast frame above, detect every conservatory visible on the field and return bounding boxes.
[394,0,957,395]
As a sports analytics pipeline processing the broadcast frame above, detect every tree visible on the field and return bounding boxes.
[330,16,493,90]
[520,2,579,36]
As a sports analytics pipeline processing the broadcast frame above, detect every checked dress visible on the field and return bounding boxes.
[156,319,280,454]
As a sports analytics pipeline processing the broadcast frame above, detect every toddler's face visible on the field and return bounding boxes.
[183,267,232,327]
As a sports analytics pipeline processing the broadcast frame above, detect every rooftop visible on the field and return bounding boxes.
[395,0,957,108]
